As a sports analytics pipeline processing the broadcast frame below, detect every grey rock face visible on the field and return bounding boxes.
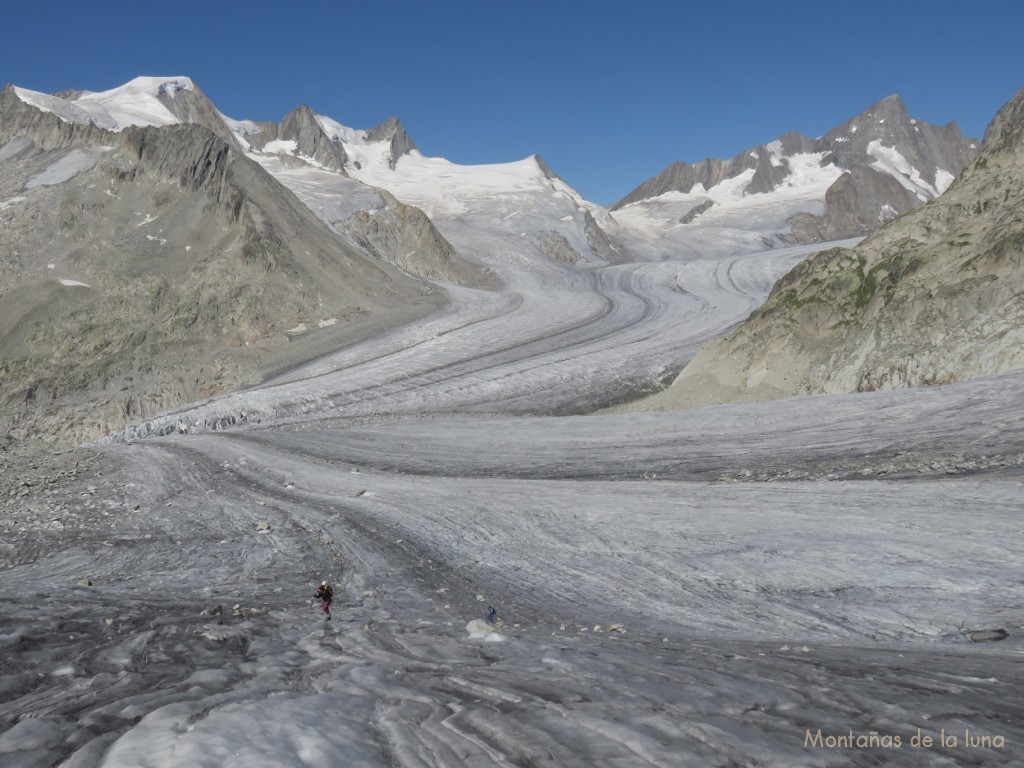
[679,199,714,224]
[786,166,917,241]
[338,189,496,288]
[235,108,415,172]
[744,146,792,195]
[613,158,735,208]
[150,80,248,152]
[776,130,818,156]
[236,119,280,151]
[654,86,1024,409]
[277,104,348,171]
[116,123,234,194]
[365,116,417,169]
[538,231,584,265]
[533,154,560,182]
[583,210,620,262]
[818,95,974,190]
[0,85,111,151]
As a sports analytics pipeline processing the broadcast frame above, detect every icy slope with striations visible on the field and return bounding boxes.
[3,305,1021,766]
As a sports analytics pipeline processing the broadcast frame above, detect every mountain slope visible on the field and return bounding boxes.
[0,86,442,441]
[612,95,978,255]
[637,86,1024,410]
[245,110,629,268]
[8,77,489,284]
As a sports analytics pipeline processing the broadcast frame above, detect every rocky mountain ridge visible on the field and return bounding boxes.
[638,86,1024,410]
[0,85,443,442]
[614,95,978,245]
[9,78,495,285]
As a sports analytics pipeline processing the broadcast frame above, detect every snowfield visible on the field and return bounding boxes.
[14,77,194,132]
[610,151,846,259]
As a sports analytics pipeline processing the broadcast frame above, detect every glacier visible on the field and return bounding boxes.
[3,225,1021,766]
[0,78,1020,768]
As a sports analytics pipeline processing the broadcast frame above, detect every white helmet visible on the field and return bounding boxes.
[322,581,328,585]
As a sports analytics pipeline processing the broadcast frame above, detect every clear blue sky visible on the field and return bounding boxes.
[4,1,1023,205]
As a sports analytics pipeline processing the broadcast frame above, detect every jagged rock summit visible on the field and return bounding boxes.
[613,95,979,249]
[9,76,423,176]
[239,105,419,174]
[638,85,1024,410]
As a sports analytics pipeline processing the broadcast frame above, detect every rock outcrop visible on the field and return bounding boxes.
[364,115,417,169]
[338,189,496,288]
[250,104,349,172]
[144,79,248,151]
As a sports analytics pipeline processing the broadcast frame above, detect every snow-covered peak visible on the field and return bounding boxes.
[612,93,978,251]
[12,76,197,132]
[345,151,562,215]
[91,75,196,97]
[74,76,194,129]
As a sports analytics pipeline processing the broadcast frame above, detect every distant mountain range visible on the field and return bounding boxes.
[612,94,978,255]
[0,76,997,439]
[635,86,1024,410]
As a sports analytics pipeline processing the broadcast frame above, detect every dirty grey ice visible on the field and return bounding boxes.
[3,233,1021,767]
